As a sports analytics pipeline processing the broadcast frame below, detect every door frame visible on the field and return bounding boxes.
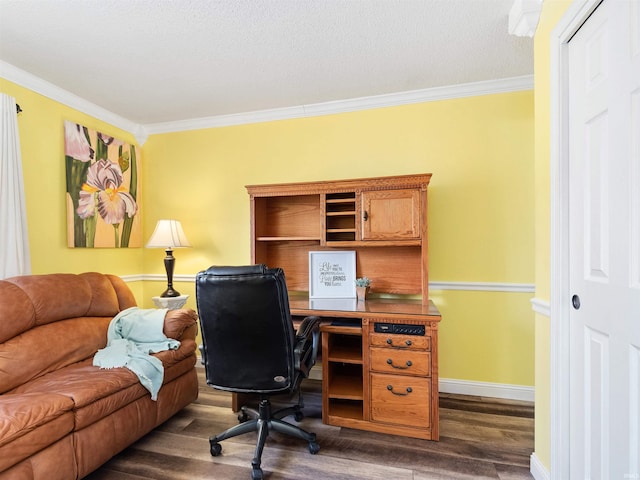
[549,0,603,478]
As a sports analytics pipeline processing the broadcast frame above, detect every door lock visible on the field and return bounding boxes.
[572,294,581,310]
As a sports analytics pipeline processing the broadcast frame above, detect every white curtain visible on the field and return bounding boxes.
[0,93,31,279]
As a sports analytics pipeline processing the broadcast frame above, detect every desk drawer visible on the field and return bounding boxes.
[370,332,430,351]
[370,373,430,428]
[370,347,430,376]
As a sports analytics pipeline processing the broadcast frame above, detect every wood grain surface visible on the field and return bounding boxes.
[87,368,533,480]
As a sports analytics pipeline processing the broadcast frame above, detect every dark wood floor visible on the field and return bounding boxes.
[87,368,534,480]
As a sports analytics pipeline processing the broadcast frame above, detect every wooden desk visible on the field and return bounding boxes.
[232,297,441,440]
[242,175,440,439]
[289,296,441,441]
[289,295,440,319]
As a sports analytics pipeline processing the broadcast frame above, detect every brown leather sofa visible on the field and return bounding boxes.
[0,272,199,479]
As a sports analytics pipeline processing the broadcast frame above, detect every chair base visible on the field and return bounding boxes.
[209,397,319,479]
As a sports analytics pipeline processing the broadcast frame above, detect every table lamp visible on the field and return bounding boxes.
[146,219,191,297]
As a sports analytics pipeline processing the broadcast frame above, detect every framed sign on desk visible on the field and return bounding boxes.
[309,251,356,299]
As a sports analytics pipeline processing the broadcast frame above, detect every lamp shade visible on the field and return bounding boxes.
[146,220,191,249]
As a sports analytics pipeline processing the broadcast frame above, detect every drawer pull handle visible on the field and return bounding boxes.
[387,385,413,396]
[386,358,412,369]
[386,338,412,348]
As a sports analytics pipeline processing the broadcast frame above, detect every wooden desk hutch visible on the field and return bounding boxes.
[246,174,442,441]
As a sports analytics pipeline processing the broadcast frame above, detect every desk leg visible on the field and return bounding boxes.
[232,392,253,412]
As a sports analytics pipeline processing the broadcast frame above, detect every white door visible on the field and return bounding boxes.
[568,0,640,478]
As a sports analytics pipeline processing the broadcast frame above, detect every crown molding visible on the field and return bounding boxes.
[2,58,532,142]
[509,0,543,37]
[0,61,149,145]
[145,75,534,134]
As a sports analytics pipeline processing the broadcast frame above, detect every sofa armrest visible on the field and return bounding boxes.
[163,308,198,341]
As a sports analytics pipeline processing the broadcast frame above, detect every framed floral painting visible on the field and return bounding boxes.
[64,121,141,248]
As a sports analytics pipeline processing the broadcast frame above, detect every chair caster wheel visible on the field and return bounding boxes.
[209,441,222,456]
[238,411,249,423]
[308,441,320,454]
[251,467,263,479]
[294,411,304,422]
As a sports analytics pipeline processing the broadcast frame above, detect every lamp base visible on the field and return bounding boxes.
[160,287,181,298]
[160,248,180,298]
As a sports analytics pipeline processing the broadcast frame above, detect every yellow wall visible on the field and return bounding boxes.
[145,93,535,283]
[0,79,145,285]
[144,92,535,386]
[2,77,535,387]
[534,0,574,471]
[431,290,535,383]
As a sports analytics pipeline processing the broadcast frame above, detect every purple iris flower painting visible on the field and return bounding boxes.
[64,120,140,248]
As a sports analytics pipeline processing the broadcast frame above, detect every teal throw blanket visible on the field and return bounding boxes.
[93,306,181,400]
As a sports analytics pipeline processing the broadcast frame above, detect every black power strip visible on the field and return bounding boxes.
[374,323,425,336]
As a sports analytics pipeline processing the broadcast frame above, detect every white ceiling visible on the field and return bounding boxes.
[0,0,534,127]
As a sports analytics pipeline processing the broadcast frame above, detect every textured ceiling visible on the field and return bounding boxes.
[0,0,533,126]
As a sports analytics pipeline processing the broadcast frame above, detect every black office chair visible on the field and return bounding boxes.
[195,265,321,480]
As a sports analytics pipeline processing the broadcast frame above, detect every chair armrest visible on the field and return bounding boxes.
[163,308,199,341]
[294,315,321,377]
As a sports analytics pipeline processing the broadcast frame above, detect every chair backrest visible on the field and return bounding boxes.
[195,265,296,394]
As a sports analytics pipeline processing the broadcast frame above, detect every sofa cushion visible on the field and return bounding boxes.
[0,273,137,342]
[103,274,137,312]
[6,274,95,326]
[12,358,139,402]
[0,317,111,394]
[0,393,75,471]
[0,281,36,344]
[0,393,74,446]
[0,436,77,480]
[11,339,197,429]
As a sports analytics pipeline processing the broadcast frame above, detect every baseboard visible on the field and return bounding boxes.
[439,378,534,402]
[530,453,551,480]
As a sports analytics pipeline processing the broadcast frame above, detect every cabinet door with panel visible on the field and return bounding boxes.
[361,188,421,241]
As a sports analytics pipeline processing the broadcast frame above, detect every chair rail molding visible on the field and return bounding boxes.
[530,297,550,317]
[136,274,535,294]
[430,281,534,293]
